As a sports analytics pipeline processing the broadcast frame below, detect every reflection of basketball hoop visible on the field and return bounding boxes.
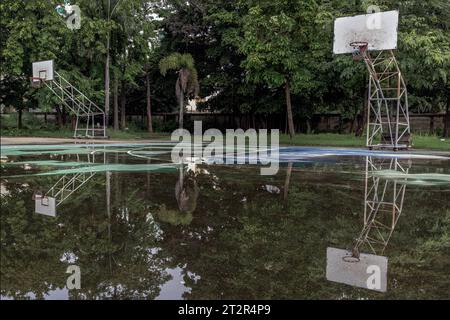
[32,192,50,206]
[30,77,45,88]
[342,255,361,263]
[34,193,56,216]
[350,41,368,61]
[32,192,43,201]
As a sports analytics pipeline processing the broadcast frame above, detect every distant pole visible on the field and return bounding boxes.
[104,0,111,128]
[444,87,449,138]
[104,0,123,129]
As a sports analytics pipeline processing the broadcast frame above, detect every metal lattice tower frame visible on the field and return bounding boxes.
[44,146,104,208]
[353,156,410,256]
[41,71,107,138]
[47,171,96,207]
[359,49,411,150]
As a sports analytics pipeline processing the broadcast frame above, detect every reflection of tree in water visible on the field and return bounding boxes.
[0,174,170,300]
[153,167,199,226]
[1,159,449,299]
[175,167,199,214]
[0,180,67,299]
[156,165,450,300]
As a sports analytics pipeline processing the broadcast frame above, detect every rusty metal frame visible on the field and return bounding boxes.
[358,49,411,150]
[353,156,410,256]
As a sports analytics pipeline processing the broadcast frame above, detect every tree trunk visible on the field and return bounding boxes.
[62,105,67,125]
[55,105,63,128]
[444,88,449,138]
[179,93,184,129]
[146,70,153,133]
[349,111,356,134]
[17,109,23,129]
[285,78,295,138]
[120,90,126,130]
[113,73,119,131]
[104,34,111,128]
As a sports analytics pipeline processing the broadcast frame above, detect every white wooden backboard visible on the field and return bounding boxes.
[32,60,54,81]
[326,247,388,292]
[333,10,399,54]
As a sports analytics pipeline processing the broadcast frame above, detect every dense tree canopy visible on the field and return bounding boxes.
[0,0,449,135]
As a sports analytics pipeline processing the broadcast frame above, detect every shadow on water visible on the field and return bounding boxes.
[1,144,449,299]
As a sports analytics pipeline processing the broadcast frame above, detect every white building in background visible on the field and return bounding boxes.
[186,91,221,113]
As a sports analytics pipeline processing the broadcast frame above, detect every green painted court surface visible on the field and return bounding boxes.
[1,144,449,299]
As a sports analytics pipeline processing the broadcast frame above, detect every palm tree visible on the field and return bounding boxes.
[159,53,199,129]
[103,0,124,129]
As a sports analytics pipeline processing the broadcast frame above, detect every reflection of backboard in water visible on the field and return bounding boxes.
[34,195,57,217]
[32,146,102,217]
[326,248,387,293]
[326,156,409,292]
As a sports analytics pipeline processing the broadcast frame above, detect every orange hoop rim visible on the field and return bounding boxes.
[350,41,369,49]
[30,76,46,82]
[342,255,360,263]
[30,76,46,88]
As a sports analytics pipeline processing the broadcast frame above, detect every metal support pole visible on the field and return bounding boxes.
[43,71,107,138]
[360,50,411,150]
[353,156,410,256]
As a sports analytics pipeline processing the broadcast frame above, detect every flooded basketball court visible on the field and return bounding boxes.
[1,143,449,299]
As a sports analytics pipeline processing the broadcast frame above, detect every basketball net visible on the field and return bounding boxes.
[350,42,369,61]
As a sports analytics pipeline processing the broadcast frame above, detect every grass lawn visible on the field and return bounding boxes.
[1,127,449,151]
[280,133,365,147]
[0,127,171,140]
[280,133,450,151]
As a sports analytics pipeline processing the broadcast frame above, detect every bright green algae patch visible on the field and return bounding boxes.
[0,143,177,157]
[373,170,450,186]
[3,163,178,178]
[2,160,96,167]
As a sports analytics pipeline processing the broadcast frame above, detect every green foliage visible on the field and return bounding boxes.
[239,1,320,91]
[159,52,199,98]
[0,0,449,133]
[159,53,195,76]
[155,204,193,226]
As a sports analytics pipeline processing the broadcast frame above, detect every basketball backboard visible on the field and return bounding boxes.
[32,60,54,81]
[333,10,399,54]
[326,247,388,292]
[35,196,56,217]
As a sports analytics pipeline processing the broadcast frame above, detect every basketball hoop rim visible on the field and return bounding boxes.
[342,255,360,263]
[30,76,46,82]
[350,41,369,48]
[30,76,46,88]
